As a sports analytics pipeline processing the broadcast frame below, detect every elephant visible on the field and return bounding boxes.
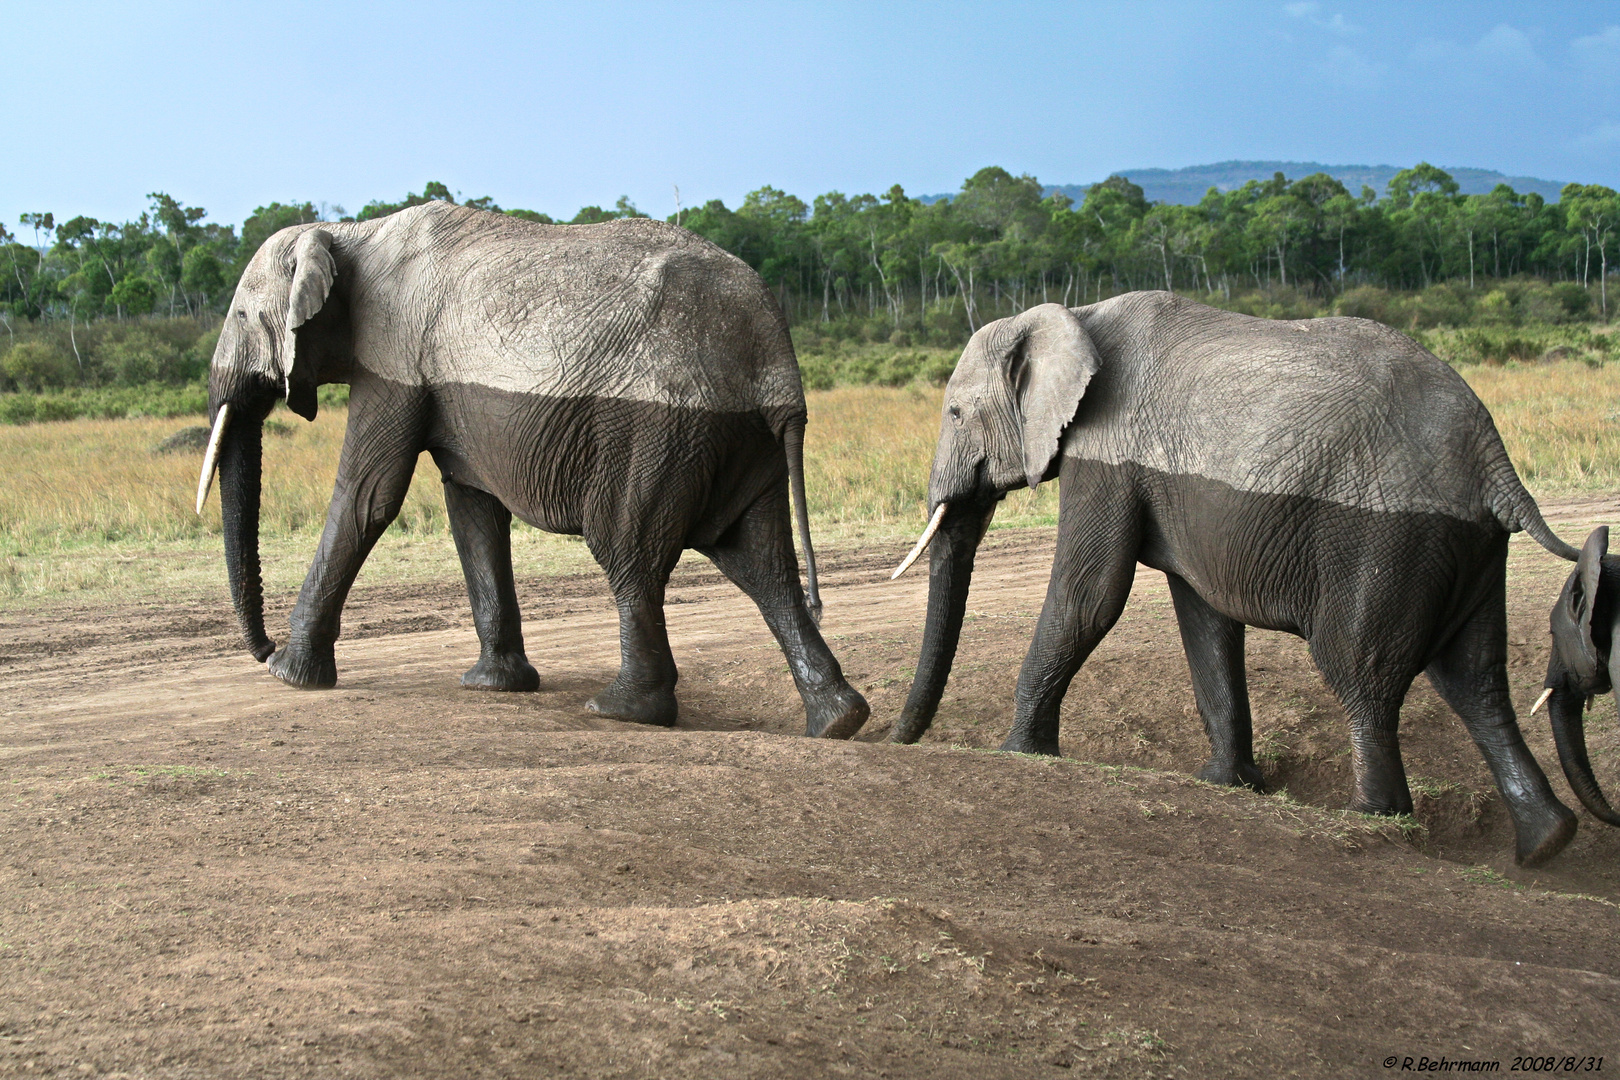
[195,201,868,738]
[1537,525,1620,831]
[890,291,1588,866]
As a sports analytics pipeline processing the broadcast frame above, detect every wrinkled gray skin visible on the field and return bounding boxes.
[895,292,1591,867]
[207,202,867,738]
[1541,526,1620,831]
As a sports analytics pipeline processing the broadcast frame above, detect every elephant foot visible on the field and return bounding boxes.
[1348,789,1415,817]
[999,728,1061,756]
[804,684,870,740]
[586,680,678,727]
[1512,801,1579,868]
[1197,758,1267,791]
[267,644,337,689]
[890,712,929,745]
[461,653,540,692]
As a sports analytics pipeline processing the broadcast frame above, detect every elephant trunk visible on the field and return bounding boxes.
[1546,686,1620,826]
[891,497,997,744]
[218,406,275,662]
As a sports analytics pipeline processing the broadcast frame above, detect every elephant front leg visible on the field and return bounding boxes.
[268,386,426,689]
[1167,575,1264,790]
[586,590,680,726]
[442,477,538,692]
[1003,493,1139,756]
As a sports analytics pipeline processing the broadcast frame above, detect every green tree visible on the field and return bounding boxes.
[1564,184,1619,317]
[108,274,157,316]
[237,202,318,275]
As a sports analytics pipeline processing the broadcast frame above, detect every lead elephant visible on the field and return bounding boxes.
[197,202,868,738]
[892,292,1588,866]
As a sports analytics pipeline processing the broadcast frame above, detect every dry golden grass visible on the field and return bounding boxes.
[806,384,1058,535]
[1464,363,1620,489]
[2,360,1617,604]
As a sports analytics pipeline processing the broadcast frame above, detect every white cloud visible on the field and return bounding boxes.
[1284,1,1356,35]
[1318,45,1383,89]
[1575,121,1620,149]
[1572,26,1620,74]
[1410,24,1545,76]
[1475,24,1545,73]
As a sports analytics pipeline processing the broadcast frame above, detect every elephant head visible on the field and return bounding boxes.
[1537,525,1620,828]
[195,226,346,661]
[890,304,1099,743]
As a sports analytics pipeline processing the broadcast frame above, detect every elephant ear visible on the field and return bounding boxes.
[283,228,336,421]
[1000,303,1099,491]
[1552,526,1609,690]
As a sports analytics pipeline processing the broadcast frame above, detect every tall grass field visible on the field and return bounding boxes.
[2,362,1617,603]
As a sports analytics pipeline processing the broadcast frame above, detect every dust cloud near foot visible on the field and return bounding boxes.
[3,503,1618,1076]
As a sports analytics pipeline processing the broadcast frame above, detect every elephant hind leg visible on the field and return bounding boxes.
[1423,578,1576,867]
[698,487,868,739]
[442,477,538,692]
[1167,575,1264,790]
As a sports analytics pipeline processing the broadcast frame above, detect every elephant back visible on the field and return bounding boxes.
[349,204,804,420]
[1063,292,1510,529]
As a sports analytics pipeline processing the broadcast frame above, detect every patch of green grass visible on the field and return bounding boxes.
[1407,776,1464,799]
[97,765,244,784]
[1459,865,1521,889]
[0,382,210,425]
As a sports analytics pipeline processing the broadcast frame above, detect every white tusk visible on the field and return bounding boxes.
[1530,686,1555,716]
[892,502,949,580]
[195,403,231,515]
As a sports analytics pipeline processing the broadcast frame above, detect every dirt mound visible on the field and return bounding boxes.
[2,505,1618,1076]
[152,425,211,454]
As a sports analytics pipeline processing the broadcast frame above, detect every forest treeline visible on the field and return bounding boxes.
[2,164,1617,405]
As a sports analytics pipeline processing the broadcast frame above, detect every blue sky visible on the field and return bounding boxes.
[4,1,1618,230]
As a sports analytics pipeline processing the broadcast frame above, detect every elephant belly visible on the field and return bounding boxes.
[1061,458,1504,643]
[427,382,783,544]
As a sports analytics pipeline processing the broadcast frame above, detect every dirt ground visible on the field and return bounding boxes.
[4,499,1620,1078]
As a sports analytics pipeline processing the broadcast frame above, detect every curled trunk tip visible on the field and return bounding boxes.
[1547,687,1620,827]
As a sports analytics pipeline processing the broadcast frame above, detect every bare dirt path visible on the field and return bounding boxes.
[4,501,1620,1077]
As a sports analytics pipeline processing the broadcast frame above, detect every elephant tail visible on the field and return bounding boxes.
[784,414,823,624]
[1490,462,1580,562]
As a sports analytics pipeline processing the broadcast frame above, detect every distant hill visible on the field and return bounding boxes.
[921,161,1569,206]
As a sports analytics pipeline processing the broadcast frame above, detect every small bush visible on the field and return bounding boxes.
[1420,324,1612,368]
[0,383,210,425]
[1334,285,1397,325]
[2,341,78,391]
[0,394,37,424]
[1552,282,1592,319]
[1216,286,1326,322]
[94,324,210,385]
[793,342,960,390]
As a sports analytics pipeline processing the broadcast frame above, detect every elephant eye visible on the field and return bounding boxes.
[949,403,961,421]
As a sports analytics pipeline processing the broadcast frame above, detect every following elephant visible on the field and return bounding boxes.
[1537,525,1620,831]
[196,201,868,738]
[891,291,1595,867]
